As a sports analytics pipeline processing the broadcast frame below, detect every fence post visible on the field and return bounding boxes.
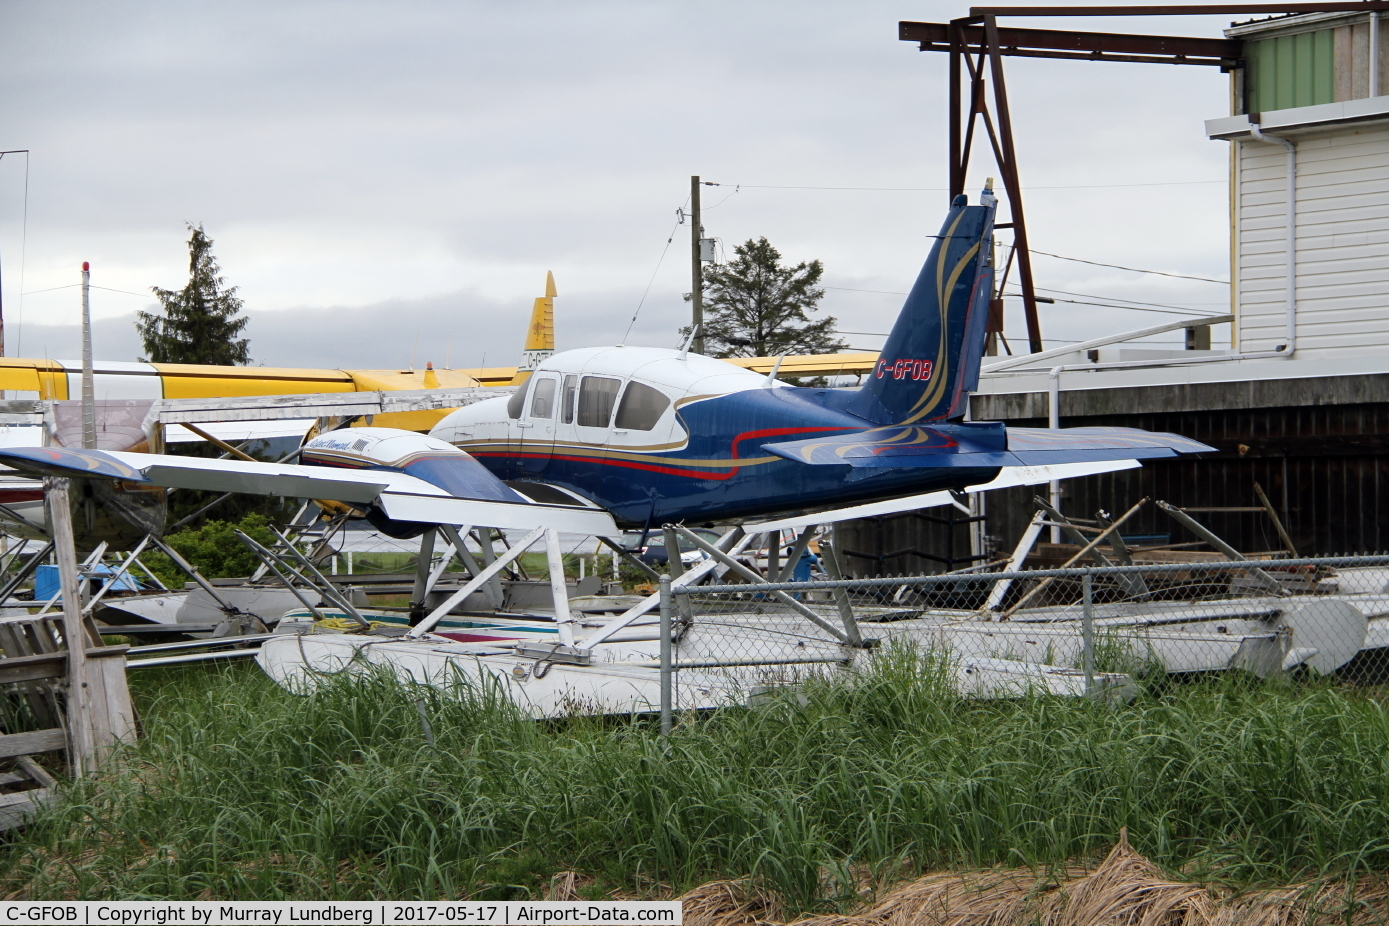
[662,527,685,580]
[659,574,672,737]
[819,542,863,647]
[1081,572,1095,696]
[45,478,94,776]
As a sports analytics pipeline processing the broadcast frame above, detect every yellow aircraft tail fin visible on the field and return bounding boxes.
[510,271,556,385]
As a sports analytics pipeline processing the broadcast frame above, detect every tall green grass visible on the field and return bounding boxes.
[4,653,1389,908]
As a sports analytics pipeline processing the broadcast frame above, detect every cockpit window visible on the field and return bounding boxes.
[577,375,621,428]
[530,377,557,419]
[506,378,530,420]
[614,380,670,431]
[561,374,578,424]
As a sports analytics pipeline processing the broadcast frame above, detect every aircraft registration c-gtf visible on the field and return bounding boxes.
[0,187,1212,539]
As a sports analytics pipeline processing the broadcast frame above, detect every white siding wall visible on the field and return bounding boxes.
[1236,120,1389,357]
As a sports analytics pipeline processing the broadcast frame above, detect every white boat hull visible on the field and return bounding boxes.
[256,624,1136,717]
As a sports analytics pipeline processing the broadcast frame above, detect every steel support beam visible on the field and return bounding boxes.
[903,21,1241,65]
[949,23,964,199]
[909,15,1250,356]
[983,15,1044,354]
[971,4,1389,16]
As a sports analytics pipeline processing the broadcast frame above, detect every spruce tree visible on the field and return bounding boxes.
[138,224,251,365]
[689,237,847,361]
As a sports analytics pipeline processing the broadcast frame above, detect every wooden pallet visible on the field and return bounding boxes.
[0,607,136,830]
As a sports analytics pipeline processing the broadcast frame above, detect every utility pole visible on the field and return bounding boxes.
[0,216,5,357]
[80,262,96,450]
[690,175,703,355]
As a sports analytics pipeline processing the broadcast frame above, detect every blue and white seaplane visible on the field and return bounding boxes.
[0,186,1213,707]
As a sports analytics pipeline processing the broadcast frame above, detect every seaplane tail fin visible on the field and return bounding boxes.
[509,271,557,386]
[846,186,996,426]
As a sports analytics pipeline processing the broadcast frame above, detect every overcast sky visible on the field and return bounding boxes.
[1,1,1242,370]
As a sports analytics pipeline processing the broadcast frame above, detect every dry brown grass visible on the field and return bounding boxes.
[546,871,583,902]
[680,878,786,926]
[676,832,1389,926]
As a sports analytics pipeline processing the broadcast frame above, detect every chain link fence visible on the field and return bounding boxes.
[650,554,1389,728]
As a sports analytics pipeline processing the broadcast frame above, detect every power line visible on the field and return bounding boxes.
[825,286,910,297]
[1033,284,1227,309]
[1040,338,1187,345]
[701,186,742,210]
[705,179,1224,192]
[827,283,1226,313]
[1029,249,1229,284]
[1006,292,1226,318]
[20,283,149,298]
[623,200,688,344]
[830,246,1229,295]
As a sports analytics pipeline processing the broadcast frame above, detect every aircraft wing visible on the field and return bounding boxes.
[0,446,618,536]
[725,352,879,378]
[761,423,1212,468]
[152,387,507,443]
[746,459,1141,532]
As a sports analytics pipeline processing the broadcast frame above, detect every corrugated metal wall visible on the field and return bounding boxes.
[838,399,1389,578]
[974,403,1389,565]
[834,508,981,578]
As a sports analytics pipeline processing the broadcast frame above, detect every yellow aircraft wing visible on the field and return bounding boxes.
[460,352,880,385]
[0,272,563,431]
[0,351,881,406]
[0,360,486,431]
[465,367,527,387]
[0,266,878,433]
[722,352,879,377]
[457,352,881,383]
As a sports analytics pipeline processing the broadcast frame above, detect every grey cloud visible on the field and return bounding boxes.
[24,284,694,370]
[2,0,1237,365]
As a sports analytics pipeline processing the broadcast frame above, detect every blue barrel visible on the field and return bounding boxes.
[34,564,59,602]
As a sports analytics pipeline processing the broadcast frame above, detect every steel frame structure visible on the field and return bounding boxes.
[900,3,1389,354]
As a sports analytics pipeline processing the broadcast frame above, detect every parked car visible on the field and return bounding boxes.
[622,528,724,568]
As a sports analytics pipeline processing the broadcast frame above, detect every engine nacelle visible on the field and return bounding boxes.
[301,428,522,538]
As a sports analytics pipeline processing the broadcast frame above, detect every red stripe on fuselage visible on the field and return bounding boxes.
[300,456,367,469]
[476,426,855,481]
[473,452,736,480]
